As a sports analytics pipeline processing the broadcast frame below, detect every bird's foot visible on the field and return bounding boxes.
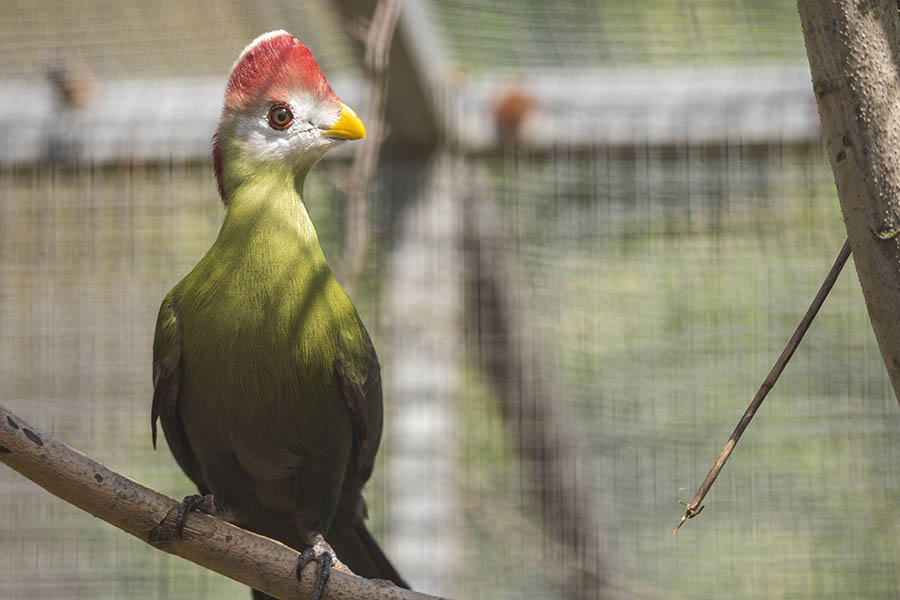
[297,534,347,600]
[175,493,216,538]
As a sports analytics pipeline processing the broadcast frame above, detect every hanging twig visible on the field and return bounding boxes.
[335,0,402,289]
[673,237,852,534]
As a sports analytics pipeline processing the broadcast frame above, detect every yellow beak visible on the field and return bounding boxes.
[323,102,366,140]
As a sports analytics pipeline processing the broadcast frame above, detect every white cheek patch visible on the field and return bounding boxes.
[233,93,343,163]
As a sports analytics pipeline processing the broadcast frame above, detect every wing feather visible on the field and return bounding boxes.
[152,292,208,493]
[335,323,383,484]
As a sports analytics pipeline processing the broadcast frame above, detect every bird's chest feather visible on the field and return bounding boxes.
[176,225,359,438]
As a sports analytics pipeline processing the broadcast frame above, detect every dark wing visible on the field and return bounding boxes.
[151,292,208,493]
[335,322,384,485]
[331,324,406,586]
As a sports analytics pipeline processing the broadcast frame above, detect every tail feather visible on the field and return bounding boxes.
[329,522,409,589]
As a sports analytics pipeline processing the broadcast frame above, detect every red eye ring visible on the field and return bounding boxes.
[267,104,294,130]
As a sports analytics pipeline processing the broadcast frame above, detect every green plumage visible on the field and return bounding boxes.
[152,162,403,588]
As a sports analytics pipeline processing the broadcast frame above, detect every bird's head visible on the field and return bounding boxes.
[213,30,365,204]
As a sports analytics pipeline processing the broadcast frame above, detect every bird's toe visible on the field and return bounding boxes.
[175,493,216,538]
[297,536,341,600]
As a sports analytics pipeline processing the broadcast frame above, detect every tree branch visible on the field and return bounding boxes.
[673,238,851,533]
[334,0,402,290]
[798,0,900,406]
[0,403,444,600]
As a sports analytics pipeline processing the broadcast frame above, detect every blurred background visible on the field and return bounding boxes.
[1,1,899,598]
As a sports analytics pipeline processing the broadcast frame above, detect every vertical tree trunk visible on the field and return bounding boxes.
[798,1,900,406]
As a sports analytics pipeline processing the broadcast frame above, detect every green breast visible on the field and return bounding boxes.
[174,169,363,432]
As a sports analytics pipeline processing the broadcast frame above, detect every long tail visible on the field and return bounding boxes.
[329,522,408,589]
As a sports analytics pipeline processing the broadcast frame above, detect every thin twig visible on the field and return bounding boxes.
[0,403,444,600]
[673,237,852,534]
[336,0,402,289]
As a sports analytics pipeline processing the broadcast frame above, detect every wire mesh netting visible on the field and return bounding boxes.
[432,0,805,71]
[2,1,900,599]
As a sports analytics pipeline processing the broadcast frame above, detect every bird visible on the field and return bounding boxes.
[493,89,537,146]
[44,52,95,163]
[151,30,407,600]
[46,52,95,112]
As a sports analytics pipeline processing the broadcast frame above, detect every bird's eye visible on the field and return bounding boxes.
[267,104,294,130]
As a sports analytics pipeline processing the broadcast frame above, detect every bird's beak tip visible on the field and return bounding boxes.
[324,102,366,140]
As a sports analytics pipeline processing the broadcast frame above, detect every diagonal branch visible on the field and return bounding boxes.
[673,238,851,533]
[463,192,612,599]
[0,403,444,600]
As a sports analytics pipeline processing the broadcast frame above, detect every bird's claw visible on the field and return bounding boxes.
[176,493,215,538]
[297,537,336,600]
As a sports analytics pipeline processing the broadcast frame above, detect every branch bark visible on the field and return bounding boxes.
[0,403,444,600]
[797,0,900,406]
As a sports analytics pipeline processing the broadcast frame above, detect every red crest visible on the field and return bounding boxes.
[224,31,337,111]
[213,31,339,204]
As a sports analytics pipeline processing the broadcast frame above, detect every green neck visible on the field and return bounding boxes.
[216,160,327,270]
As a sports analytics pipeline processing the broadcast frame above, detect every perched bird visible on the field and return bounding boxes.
[46,52,95,112]
[151,31,407,600]
[44,52,95,163]
[493,89,537,146]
